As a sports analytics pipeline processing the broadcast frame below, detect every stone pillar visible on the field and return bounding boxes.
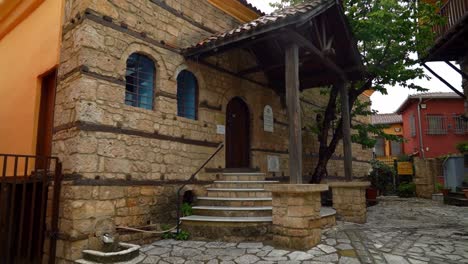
[265,184,328,250]
[329,182,370,224]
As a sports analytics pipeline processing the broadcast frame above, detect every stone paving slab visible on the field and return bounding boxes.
[141,198,468,263]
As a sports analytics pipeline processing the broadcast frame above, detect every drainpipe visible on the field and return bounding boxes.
[417,97,425,159]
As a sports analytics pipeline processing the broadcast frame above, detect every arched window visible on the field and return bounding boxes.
[177,70,198,120]
[125,53,155,110]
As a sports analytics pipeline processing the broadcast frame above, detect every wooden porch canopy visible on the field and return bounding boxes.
[184,0,363,93]
[184,0,364,183]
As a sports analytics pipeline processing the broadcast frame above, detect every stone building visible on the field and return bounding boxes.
[0,0,373,262]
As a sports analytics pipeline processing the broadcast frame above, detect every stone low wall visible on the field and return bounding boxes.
[53,182,205,262]
[414,158,440,199]
[329,182,370,224]
[266,184,328,250]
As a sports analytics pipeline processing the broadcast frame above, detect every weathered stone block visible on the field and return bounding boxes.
[329,182,370,224]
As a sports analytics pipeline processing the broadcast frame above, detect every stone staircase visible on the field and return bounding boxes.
[181,172,278,241]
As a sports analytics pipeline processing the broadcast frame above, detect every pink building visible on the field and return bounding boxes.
[396,93,467,158]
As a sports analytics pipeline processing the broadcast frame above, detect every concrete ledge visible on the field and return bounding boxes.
[328,181,370,188]
[265,184,329,193]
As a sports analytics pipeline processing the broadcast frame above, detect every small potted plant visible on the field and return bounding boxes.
[432,183,444,203]
[462,181,468,198]
[367,160,394,204]
[441,186,451,196]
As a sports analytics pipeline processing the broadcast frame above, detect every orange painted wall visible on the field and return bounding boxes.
[0,0,63,156]
[377,123,404,159]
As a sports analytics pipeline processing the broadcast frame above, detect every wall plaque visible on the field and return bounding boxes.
[263,105,274,132]
[216,125,225,135]
[267,155,280,172]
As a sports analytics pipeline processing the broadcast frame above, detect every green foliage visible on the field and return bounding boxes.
[161,231,173,239]
[272,0,443,182]
[456,142,468,153]
[161,225,191,240]
[397,154,411,162]
[175,230,190,240]
[435,182,443,192]
[398,182,416,198]
[181,203,193,217]
[368,160,395,194]
[161,230,190,241]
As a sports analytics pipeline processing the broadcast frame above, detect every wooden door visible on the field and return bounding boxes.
[36,69,57,158]
[226,97,250,168]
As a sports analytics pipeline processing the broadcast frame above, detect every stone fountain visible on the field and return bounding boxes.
[75,234,145,264]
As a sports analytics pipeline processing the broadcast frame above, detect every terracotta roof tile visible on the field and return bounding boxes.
[371,114,402,125]
[396,92,462,113]
[237,0,265,16]
[185,0,333,53]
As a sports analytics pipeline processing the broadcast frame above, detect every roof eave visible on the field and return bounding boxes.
[184,0,337,58]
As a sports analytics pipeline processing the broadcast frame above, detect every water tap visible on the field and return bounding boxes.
[102,233,114,244]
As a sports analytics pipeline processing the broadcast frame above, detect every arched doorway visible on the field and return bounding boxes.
[226,97,250,168]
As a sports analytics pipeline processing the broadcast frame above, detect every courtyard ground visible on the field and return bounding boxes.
[140,197,468,264]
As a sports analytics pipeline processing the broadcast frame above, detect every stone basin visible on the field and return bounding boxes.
[76,242,145,264]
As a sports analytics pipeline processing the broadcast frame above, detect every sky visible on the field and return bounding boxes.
[246,0,463,114]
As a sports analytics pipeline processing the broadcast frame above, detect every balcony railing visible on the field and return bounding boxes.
[434,0,468,39]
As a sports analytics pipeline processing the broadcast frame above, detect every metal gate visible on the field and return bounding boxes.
[0,154,63,264]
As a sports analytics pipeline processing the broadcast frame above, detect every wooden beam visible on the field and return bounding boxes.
[423,63,466,99]
[337,81,353,181]
[288,30,354,181]
[285,44,302,184]
[287,30,346,81]
[191,59,270,88]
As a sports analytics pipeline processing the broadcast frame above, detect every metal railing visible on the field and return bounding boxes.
[434,0,468,39]
[0,154,63,264]
[176,143,224,234]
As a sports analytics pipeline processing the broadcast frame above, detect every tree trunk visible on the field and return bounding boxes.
[309,80,373,184]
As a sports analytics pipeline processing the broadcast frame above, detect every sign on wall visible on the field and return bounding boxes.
[263,105,274,133]
[267,155,280,172]
[216,125,225,135]
[397,161,414,175]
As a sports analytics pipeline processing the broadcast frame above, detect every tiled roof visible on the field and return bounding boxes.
[237,0,265,16]
[406,92,461,99]
[396,92,462,113]
[371,114,402,125]
[185,0,334,54]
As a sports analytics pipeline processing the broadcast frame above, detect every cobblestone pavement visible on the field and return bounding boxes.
[141,198,468,263]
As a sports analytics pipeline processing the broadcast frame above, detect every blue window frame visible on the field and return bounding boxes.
[177,70,198,120]
[125,53,155,110]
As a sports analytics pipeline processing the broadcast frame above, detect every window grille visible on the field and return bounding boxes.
[409,115,416,137]
[426,115,447,135]
[374,137,385,157]
[125,53,155,110]
[177,70,198,120]
[390,139,402,156]
[453,115,467,134]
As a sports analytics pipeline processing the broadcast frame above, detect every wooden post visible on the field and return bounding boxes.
[338,81,353,181]
[285,44,302,184]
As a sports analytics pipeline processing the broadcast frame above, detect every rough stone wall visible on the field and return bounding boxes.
[53,0,288,262]
[55,2,289,181]
[414,157,440,198]
[52,0,373,261]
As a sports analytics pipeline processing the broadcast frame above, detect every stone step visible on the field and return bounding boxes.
[212,181,279,188]
[196,197,272,207]
[192,206,272,217]
[221,173,266,181]
[206,188,271,198]
[180,215,272,223]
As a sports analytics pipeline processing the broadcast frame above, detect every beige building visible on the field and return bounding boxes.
[0,0,373,262]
